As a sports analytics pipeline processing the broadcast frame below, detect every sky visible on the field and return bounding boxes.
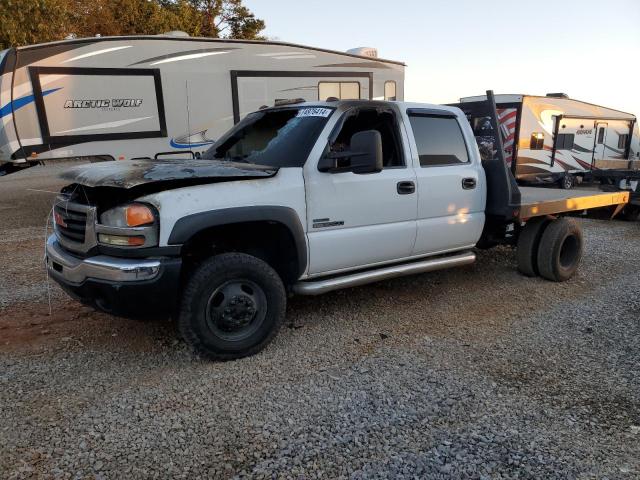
[244,0,640,115]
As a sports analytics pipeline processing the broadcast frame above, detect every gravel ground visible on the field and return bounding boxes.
[0,165,639,479]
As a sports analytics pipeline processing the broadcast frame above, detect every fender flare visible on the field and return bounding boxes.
[168,206,307,277]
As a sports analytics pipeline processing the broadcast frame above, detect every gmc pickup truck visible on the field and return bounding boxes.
[46,93,629,360]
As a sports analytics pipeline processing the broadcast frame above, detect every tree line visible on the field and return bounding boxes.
[0,0,265,50]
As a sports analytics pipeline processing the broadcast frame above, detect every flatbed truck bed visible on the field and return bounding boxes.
[517,187,630,219]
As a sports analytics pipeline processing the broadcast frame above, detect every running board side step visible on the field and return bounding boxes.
[293,251,476,296]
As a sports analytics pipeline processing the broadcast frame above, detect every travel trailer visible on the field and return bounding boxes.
[0,34,404,167]
[452,94,640,189]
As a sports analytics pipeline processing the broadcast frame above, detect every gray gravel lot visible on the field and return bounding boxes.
[0,164,639,479]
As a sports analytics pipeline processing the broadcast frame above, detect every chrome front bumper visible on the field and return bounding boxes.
[45,235,161,284]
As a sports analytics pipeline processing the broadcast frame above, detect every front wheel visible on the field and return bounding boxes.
[179,253,286,360]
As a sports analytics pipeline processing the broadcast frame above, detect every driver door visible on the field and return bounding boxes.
[304,107,418,275]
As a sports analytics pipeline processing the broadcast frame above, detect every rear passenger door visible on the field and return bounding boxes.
[403,108,485,255]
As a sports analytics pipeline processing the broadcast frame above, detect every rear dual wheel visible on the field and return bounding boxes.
[620,205,640,222]
[517,217,583,282]
[516,217,551,277]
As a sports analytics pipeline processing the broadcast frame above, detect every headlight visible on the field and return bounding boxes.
[100,204,155,227]
[97,203,158,247]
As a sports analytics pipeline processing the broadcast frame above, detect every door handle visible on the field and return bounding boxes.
[462,178,477,190]
[397,181,415,195]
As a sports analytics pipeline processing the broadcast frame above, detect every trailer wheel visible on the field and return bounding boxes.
[536,218,583,282]
[560,174,574,190]
[179,252,286,360]
[516,217,551,277]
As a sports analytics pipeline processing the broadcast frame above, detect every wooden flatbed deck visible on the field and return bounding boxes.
[518,187,630,219]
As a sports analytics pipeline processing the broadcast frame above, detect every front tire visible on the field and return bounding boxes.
[179,253,286,360]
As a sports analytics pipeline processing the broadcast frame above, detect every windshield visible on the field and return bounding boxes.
[202,107,334,167]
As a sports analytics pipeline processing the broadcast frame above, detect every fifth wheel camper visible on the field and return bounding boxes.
[0,34,404,168]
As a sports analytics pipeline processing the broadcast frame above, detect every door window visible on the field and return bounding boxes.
[408,115,469,166]
[330,108,405,167]
[597,127,606,144]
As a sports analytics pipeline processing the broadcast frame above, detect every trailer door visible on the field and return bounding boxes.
[592,122,608,165]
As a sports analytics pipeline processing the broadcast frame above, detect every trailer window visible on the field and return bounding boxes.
[318,82,360,101]
[618,134,629,149]
[408,115,469,166]
[597,127,606,144]
[384,81,397,101]
[530,132,544,150]
[556,133,574,150]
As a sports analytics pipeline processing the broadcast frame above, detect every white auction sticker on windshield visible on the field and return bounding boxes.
[296,108,332,118]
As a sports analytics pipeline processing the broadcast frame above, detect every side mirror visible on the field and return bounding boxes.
[318,130,383,174]
[349,130,383,173]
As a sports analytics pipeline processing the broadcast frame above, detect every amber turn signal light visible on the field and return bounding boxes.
[125,205,154,227]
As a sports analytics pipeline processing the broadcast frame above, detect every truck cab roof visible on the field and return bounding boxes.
[262,100,465,117]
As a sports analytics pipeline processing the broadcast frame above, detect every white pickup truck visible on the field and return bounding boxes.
[46,95,629,359]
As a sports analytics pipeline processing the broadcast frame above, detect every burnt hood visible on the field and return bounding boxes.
[59,159,278,189]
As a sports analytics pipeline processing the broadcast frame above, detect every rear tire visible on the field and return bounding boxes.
[620,205,640,222]
[179,252,286,360]
[516,217,551,277]
[536,218,583,282]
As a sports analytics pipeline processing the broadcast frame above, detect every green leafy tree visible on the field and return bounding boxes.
[188,0,265,39]
[0,0,264,49]
[0,0,71,49]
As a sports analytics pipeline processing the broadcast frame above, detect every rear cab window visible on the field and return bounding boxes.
[407,111,470,166]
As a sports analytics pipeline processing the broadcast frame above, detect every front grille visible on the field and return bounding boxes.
[53,196,97,254]
[54,204,87,243]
